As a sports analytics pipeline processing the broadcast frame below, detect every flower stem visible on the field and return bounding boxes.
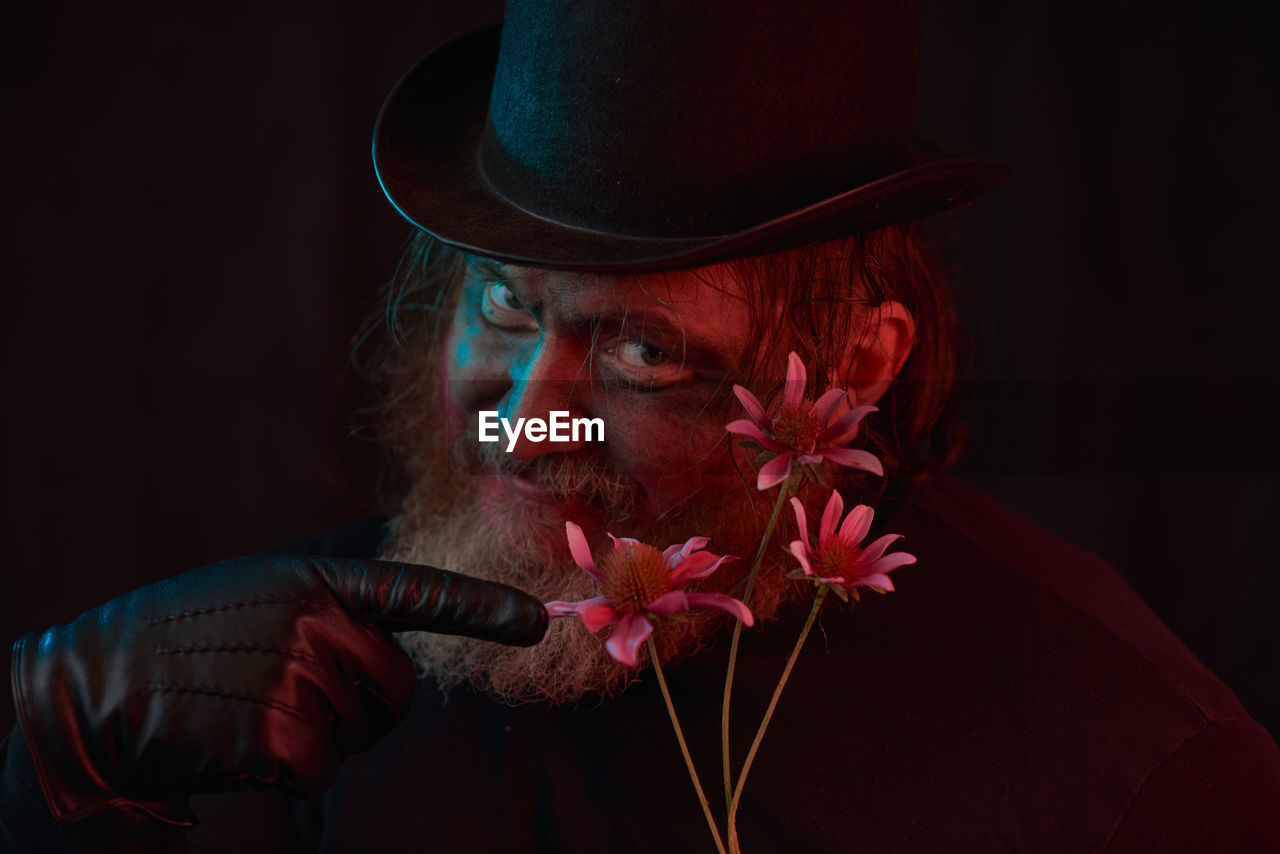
[720,486,791,811]
[726,586,829,849]
[649,637,727,854]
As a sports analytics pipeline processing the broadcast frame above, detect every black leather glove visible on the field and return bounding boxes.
[8,555,547,847]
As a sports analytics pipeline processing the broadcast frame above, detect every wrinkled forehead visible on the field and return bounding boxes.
[466,255,758,369]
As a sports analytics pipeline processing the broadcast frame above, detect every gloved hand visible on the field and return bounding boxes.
[8,555,547,845]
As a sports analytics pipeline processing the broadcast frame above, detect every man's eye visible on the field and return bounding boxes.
[617,340,671,369]
[480,281,538,332]
[491,282,523,310]
[604,338,693,388]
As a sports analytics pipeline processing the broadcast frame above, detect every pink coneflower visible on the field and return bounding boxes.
[546,522,753,667]
[788,490,916,599]
[726,351,882,490]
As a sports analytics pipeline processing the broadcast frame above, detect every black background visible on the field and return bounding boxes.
[2,0,1276,744]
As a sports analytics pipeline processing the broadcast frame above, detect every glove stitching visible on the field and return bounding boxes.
[143,682,311,724]
[146,596,331,624]
[153,643,324,667]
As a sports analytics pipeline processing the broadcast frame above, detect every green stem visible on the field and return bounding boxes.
[649,637,727,854]
[720,486,791,811]
[727,586,830,848]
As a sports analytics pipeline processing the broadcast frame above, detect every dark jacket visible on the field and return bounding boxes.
[8,478,1280,851]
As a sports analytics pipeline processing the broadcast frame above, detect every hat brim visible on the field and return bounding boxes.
[374,25,1009,273]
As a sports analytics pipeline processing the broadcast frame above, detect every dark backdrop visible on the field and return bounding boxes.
[2,0,1276,744]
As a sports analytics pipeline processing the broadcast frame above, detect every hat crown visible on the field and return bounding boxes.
[481,0,924,239]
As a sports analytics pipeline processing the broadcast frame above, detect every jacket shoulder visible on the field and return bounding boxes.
[908,477,1247,723]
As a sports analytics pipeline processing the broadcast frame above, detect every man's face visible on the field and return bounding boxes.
[385,256,790,702]
[444,259,758,538]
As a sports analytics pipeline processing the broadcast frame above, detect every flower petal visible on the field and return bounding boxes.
[565,522,601,580]
[682,536,711,555]
[820,404,878,445]
[725,419,783,451]
[670,551,733,585]
[647,590,690,614]
[863,551,917,576]
[837,504,875,547]
[820,490,844,542]
[544,600,581,618]
[607,532,642,551]
[789,496,810,540]
[859,532,904,564]
[811,388,848,425]
[855,573,895,594]
[577,598,623,632]
[685,593,754,627]
[784,352,806,405]
[605,613,653,667]
[757,453,794,490]
[789,539,814,575]
[663,536,710,566]
[732,384,769,427]
[820,447,884,477]
[544,597,622,631]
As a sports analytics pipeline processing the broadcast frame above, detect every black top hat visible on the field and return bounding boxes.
[373,0,1007,273]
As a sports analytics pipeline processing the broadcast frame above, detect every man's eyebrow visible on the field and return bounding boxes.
[468,257,511,280]
[467,258,547,304]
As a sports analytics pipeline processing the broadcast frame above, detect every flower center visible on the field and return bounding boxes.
[769,400,823,451]
[811,538,860,581]
[601,543,672,614]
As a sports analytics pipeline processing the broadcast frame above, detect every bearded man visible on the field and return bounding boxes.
[4,1,1279,852]
[376,223,939,706]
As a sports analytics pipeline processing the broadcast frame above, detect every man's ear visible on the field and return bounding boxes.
[841,301,915,407]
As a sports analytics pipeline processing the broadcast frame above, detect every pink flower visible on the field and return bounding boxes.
[787,490,916,600]
[546,522,753,667]
[726,351,883,490]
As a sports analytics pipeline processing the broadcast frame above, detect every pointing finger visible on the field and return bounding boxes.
[306,556,548,646]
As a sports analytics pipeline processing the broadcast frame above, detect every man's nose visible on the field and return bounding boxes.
[499,339,593,460]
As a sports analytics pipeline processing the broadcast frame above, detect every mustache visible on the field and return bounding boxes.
[471,439,639,520]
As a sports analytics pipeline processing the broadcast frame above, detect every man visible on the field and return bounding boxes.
[4,1,1279,852]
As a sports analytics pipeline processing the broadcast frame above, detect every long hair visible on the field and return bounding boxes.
[724,224,968,487]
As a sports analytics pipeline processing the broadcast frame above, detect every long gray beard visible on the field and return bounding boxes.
[383,479,636,704]
[381,444,791,705]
